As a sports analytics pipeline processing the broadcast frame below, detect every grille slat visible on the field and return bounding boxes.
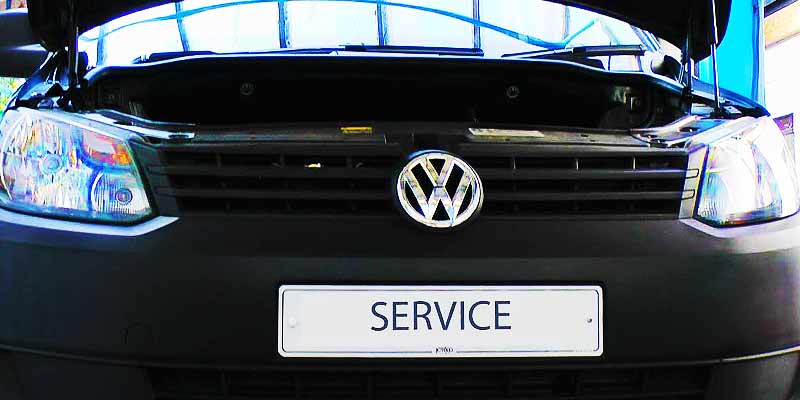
[156,188,387,201]
[477,168,688,181]
[150,166,392,179]
[148,366,711,400]
[143,141,689,218]
[486,191,685,202]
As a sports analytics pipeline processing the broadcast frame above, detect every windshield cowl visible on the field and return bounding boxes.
[122,46,676,85]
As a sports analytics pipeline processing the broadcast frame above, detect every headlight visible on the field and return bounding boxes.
[0,108,151,223]
[696,116,800,226]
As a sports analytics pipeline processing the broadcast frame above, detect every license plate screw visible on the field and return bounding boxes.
[288,317,298,328]
[586,318,593,324]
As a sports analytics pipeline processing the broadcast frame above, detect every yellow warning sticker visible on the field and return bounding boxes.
[341,127,374,135]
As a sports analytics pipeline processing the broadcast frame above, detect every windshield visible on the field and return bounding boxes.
[79,0,657,70]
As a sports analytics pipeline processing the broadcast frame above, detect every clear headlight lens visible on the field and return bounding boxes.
[0,108,151,223]
[696,117,800,226]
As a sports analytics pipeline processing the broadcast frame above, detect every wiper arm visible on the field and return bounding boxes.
[501,45,645,60]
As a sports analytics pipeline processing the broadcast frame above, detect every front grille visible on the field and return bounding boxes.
[147,365,711,399]
[459,144,689,217]
[142,142,689,218]
[144,143,402,216]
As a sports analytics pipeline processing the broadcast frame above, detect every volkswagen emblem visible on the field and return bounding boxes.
[394,151,483,229]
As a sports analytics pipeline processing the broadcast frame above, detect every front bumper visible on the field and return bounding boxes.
[1,211,800,398]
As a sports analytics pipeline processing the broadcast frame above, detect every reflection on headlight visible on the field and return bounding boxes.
[0,108,151,224]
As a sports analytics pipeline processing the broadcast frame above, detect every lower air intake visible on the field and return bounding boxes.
[148,365,710,399]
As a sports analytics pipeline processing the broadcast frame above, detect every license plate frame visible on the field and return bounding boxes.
[278,285,603,358]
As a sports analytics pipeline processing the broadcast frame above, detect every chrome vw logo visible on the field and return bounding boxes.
[395,151,483,229]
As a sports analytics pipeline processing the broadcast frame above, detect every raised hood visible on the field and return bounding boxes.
[28,0,731,60]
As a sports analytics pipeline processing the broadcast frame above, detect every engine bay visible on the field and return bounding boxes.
[82,55,693,129]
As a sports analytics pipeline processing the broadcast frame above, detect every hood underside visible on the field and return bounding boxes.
[28,0,731,60]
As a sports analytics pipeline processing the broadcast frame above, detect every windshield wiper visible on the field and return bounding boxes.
[501,45,646,60]
[133,45,484,64]
[340,45,484,56]
[132,48,348,64]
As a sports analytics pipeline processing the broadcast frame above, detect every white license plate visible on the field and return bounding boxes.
[278,285,603,358]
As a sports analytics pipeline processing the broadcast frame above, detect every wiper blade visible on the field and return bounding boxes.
[501,45,645,60]
[133,45,484,64]
[340,45,483,56]
[133,51,217,64]
[247,45,483,57]
[132,48,342,63]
